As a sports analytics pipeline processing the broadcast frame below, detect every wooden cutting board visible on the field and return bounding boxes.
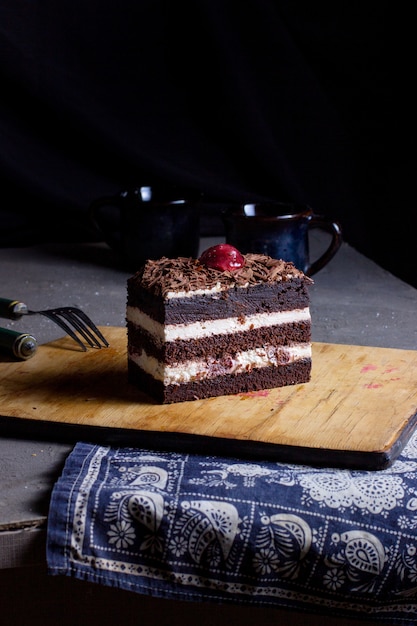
[1,326,417,470]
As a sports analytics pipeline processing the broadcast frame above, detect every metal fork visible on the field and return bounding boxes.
[0,298,109,352]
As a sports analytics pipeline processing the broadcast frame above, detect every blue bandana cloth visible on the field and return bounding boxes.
[47,432,417,623]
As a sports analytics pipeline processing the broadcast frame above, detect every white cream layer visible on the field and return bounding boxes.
[127,306,311,343]
[129,344,311,385]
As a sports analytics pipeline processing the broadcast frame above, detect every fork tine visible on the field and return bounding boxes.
[45,308,109,350]
[39,311,87,351]
[70,309,110,347]
[58,309,99,349]
[59,308,107,349]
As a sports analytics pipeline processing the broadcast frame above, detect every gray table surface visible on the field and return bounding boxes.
[1,234,417,567]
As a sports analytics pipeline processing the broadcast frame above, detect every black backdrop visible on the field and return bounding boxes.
[1,2,415,285]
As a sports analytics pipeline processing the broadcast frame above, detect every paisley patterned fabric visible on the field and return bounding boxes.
[47,432,417,623]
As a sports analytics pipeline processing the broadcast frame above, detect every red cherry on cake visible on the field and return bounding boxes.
[199,244,245,271]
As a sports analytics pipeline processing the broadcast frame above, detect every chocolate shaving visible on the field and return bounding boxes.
[131,253,313,297]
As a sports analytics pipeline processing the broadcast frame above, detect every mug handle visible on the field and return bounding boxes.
[90,196,123,253]
[307,214,343,276]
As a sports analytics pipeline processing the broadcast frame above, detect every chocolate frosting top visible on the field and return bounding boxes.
[130,253,313,297]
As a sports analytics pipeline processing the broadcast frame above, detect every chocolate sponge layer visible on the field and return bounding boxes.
[127,280,310,324]
[127,320,311,363]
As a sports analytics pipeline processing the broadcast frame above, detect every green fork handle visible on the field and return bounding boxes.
[0,298,29,319]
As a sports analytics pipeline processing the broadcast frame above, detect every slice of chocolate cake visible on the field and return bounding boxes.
[126,244,313,404]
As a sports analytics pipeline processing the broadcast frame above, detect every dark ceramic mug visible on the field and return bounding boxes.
[223,202,342,276]
[90,186,201,270]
